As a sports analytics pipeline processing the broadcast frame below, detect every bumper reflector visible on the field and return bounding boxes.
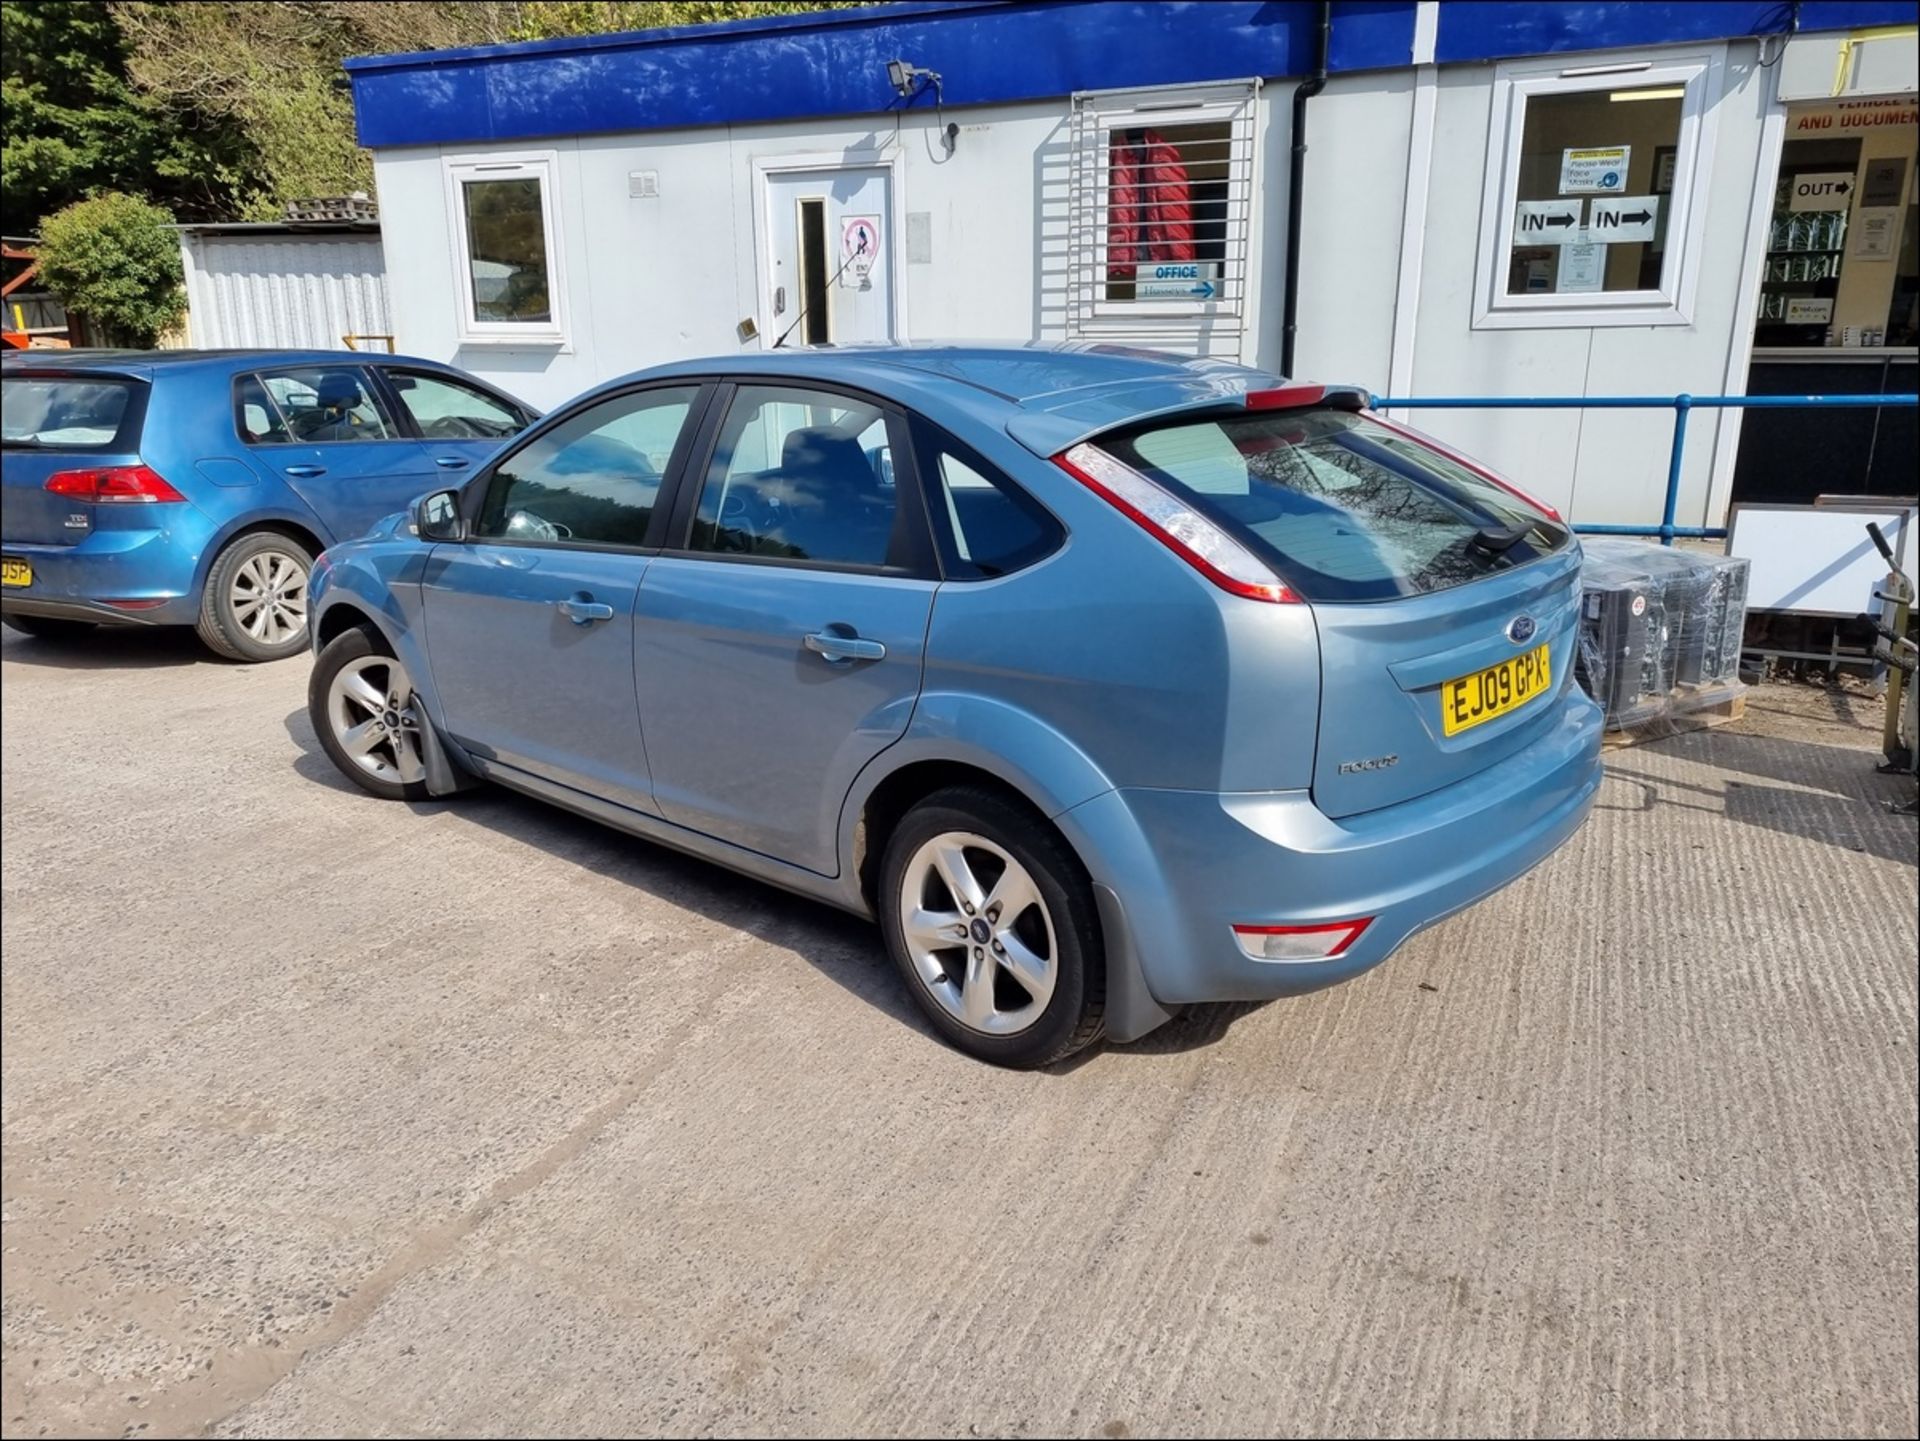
[1232,917,1373,962]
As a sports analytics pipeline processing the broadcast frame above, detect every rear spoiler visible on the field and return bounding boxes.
[1005,379,1371,458]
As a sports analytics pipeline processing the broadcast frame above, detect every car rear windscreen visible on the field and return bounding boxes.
[2,376,141,451]
[1090,408,1571,602]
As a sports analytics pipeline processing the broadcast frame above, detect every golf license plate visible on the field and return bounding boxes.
[1442,643,1550,737]
[0,557,30,588]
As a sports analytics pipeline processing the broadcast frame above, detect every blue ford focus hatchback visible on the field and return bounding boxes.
[306,345,1603,1065]
[1,349,534,660]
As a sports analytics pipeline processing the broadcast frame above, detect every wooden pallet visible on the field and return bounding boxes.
[1602,688,1747,749]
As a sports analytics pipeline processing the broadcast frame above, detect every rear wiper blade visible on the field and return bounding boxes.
[1470,523,1533,555]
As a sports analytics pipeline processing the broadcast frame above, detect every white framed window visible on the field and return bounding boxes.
[1473,48,1725,329]
[443,153,569,346]
[1065,81,1260,355]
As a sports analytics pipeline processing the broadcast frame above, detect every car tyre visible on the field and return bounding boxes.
[308,626,432,802]
[2,615,97,641]
[879,785,1106,1068]
[196,532,313,662]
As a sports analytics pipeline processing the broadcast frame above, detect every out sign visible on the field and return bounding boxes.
[1789,172,1855,212]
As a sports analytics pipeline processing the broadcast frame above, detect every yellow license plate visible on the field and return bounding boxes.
[1441,643,1551,737]
[0,558,30,588]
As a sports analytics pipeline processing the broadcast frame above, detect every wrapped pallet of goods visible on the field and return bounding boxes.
[1575,539,1750,742]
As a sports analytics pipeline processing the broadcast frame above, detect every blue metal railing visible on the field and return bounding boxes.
[1366,392,1920,544]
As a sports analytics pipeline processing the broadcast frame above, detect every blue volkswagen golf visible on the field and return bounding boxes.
[1,349,534,660]
[305,346,1604,1065]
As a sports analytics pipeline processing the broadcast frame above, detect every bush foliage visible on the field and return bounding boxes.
[36,192,187,346]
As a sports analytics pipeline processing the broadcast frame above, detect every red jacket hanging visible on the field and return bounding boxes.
[1107,127,1195,279]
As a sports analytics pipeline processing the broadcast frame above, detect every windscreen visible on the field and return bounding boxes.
[2,376,139,450]
[1090,409,1570,602]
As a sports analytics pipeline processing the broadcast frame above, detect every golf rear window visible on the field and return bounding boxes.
[2,375,141,451]
[1090,408,1570,602]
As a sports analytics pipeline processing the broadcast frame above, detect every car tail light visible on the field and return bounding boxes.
[44,465,186,504]
[1367,415,1563,522]
[1231,918,1373,962]
[100,598,169,611]
[1244,384,1366,413]
[1054,444,1299,604]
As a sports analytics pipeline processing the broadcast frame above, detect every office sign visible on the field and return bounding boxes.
[1134,261,1220,299]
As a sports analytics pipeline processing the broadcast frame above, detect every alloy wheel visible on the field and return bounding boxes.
[229,547,309,646]
[326,653,426,786]
[898,831,1058,1035]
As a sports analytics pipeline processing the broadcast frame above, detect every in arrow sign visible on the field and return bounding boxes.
[1619,209,1653,225]
[1546,213,1576,228]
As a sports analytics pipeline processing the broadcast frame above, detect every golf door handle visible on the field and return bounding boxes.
[558,594,614,624]
[434,455,471,469]
[284,464,326,478]
[804,629,885,663]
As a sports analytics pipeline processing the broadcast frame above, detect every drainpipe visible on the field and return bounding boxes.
[1281,0,1332,378]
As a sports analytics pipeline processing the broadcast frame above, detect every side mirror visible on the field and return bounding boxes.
[411,488,466,542]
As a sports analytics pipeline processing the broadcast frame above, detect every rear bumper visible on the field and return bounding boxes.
[0,530,203,627]
[1059,687,1605,1006]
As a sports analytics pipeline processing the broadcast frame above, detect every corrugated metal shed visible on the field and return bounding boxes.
[179,225,391,351]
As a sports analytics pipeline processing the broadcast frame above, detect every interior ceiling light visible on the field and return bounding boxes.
[1610,86,1687,101]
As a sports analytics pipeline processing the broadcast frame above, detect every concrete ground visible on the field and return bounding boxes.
[2,625,1915,1440]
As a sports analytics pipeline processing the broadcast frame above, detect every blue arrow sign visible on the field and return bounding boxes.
[1190,281,1216,299]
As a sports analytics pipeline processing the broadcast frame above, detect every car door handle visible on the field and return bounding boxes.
[434,456,470,469]
[284,464,326,478]
[558,595,615,624]
[804,630,886,663]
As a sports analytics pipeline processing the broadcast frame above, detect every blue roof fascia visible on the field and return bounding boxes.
[1433,1,1920,65]
[346,1,1419,150]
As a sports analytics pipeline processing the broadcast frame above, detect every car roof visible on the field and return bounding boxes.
[0,348,451,376]
[629,343,1293,458]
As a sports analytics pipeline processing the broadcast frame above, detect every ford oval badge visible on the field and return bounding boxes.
[1507,615,1538,645]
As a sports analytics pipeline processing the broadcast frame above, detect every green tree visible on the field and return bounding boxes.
[36,192,187,346]
[0,1,251,227]
[507,2,853,40]
[109,2,861,219]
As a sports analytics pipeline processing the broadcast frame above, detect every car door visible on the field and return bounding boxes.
[374,365,534,484]
[421,382,707,813]
[238,363,436,542]
[633,381,937,875]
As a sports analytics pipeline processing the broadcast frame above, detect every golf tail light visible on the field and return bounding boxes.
[1054,444,1299,604]
[1232,917,1373,962]
[44,465,185,504]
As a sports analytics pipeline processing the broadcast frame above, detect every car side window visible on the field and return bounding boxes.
[921,430,1064,579]
[385,369,525,440]
[688,385,903,568]
[240,366,396,445]
[233,375,290,445]
[475,386,697,547]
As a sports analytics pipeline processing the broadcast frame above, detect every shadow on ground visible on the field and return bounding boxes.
[0,624,223,671]
[280,705,1251,1063]
[1603,727,1917,866]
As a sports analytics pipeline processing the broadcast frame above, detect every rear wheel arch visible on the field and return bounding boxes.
[190,515,328,601]
[853,760,1064,916]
